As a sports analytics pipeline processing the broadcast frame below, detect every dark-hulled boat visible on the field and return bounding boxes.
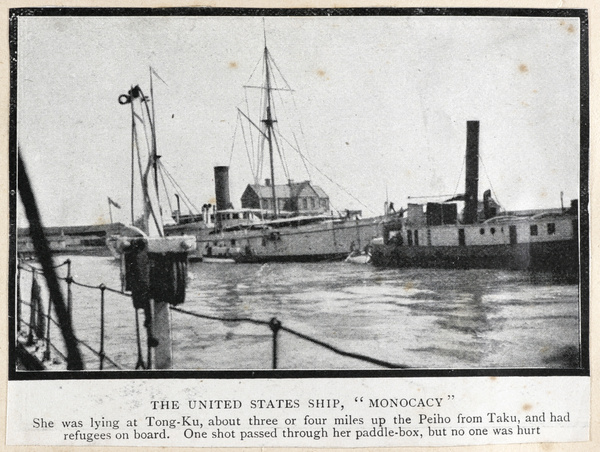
[370,121,579,279]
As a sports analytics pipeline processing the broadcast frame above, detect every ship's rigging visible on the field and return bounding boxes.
[230,39,375,217]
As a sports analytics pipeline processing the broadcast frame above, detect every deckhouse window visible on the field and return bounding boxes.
[530,225,538,236]
[547,223,556,235]
[414,230,419,246]
[407,230,413,246]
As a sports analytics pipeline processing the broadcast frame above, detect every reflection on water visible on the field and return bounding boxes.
[18,256,581,371]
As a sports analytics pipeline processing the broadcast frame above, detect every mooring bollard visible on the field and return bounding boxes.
[118,234,195,370]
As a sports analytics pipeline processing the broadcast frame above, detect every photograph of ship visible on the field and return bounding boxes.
[10,10,588,374]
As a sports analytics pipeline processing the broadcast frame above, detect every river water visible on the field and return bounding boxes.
[17,255,582,371]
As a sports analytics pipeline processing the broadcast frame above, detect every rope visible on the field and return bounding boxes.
[75,335,123,369]
[19,304,122,369]
[18,259,70,272]
[280,325,408,369]
[171,307,408,369]
[17,265,129,298]
[171,306,271,327]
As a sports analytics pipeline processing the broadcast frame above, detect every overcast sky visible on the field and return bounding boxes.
[16,13,581,227]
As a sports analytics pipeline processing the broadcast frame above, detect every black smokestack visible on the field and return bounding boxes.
[464,121,479,224]
[214,166,231,212]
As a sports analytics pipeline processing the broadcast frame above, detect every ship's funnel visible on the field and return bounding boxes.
[214,166,231,211]
[464,121,480,224]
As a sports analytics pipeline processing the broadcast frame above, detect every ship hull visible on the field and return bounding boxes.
[193,217,381,263]
[371,215,579,279]
[371,240,578,275]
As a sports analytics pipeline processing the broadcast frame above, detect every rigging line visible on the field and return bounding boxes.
[245,54,264,85]
[243,128,258,183]
[452,153,465,198]
[290,95,310,160]
[132,123,147,220]
[160,169,196,216]
[276,132,376,215]
[479,154,502,206]
[293,132,312,180]
[273,123,291,181]
[243,129,258,184]
[158,164,174,214]
[228,113,240,168]
[238,113,257,184]
[258,124,266,182]
[159,161,201,214]
[137,102,153,158]
[244,90,256,160]
[257,87,267,181]
[139,86,163,223]
[158,162,195,213]
[267,51,293,91]
[272,130,290,182]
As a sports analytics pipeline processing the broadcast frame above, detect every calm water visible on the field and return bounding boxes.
[18,255,582,371]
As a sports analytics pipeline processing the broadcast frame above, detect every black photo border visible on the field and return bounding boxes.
[7,6,590,381]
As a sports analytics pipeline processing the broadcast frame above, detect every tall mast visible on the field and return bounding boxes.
[262,45,278,218]
[149,67,162,223]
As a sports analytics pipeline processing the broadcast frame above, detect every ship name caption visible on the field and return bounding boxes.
[28,394,574,444]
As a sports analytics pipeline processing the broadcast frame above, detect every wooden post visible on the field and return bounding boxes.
[151,300,172,369]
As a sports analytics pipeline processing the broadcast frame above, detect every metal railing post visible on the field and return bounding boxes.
[99,284,106,370]
[43,294,52,361]
[27,269,37,345]
[269,317,282,370]
[66,259,72,319]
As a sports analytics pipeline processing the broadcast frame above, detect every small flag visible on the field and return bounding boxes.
[108,197,121,209]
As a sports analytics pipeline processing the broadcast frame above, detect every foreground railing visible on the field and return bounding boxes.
[17,258,408,371]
